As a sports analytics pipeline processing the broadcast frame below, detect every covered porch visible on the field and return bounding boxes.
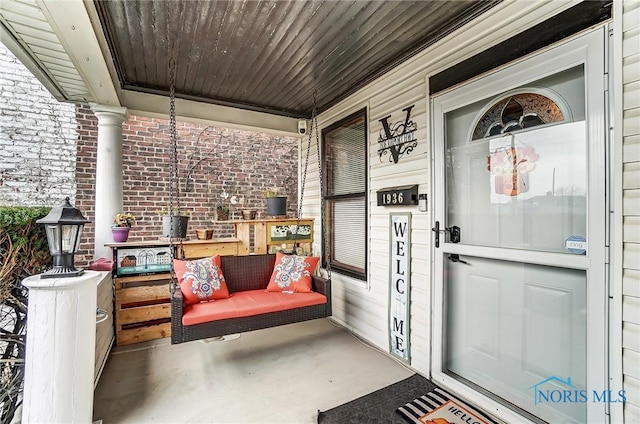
[1,0,636,423]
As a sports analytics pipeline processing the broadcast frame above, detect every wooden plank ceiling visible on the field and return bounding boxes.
[94,0,500,118]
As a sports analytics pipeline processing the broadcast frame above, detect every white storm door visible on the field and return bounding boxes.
[431,28,607,424]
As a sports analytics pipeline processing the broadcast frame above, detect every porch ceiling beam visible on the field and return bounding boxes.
[121,89,301,136]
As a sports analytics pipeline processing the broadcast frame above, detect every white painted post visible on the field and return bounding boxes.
[21,271,101,423]
[90,103,128,261]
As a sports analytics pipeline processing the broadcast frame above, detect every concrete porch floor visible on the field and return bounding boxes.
[93,318,415,423]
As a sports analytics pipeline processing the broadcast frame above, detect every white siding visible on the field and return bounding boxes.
[310,0,580,377]
[623,0,640,420]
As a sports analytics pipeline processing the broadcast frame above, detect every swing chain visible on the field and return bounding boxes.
[169,64,177,261]
[313,96,331,278]
[295,89,315,221]
[168,53,184,260]
[291,92,314,251]
[292,89,329,277]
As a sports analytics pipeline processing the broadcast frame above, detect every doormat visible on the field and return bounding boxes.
[317,374,437,424]
[395,387,499,424]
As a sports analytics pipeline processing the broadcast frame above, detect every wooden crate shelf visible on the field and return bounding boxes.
[116,322,172,346]
[114,272,171,346]
[107,238,241,346]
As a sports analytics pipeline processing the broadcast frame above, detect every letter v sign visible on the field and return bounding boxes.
[378,105,416,163]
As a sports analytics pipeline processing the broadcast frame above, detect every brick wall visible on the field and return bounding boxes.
[1,42,300,266]
[75,106,299,265]
[0,43,77,206]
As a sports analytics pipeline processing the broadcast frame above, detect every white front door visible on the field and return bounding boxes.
[431,28,607,423]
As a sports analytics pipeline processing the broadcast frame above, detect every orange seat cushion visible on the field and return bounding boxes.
[182,290,327,326]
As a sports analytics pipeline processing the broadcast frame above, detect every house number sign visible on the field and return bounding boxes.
[377,104,418,163]
[377,185,418,206]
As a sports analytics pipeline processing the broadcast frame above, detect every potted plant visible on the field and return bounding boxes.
[112,212,135,242]
[156,207,190,239]
[263,186,287,217]
[214,203,230,221]
[229,191,255,220]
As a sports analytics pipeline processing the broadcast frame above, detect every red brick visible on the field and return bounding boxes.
[74,105,299,266]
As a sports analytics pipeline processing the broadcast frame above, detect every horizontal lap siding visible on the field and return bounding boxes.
[309,63,430,366]
[369,87,430,371]
[311,1,603,377]
[623,0,640,421]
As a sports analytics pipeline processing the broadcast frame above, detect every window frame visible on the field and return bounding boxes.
[321,107,368,281]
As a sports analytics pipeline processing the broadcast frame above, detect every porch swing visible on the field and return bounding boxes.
[166,60,332,344]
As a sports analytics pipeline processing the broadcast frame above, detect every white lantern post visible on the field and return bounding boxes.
[21,198,99,423]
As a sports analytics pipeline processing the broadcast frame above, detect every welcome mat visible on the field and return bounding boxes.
[395,387,499,424]
[317,374,437,424]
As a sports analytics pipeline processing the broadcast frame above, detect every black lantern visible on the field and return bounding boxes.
[36,197,90,279]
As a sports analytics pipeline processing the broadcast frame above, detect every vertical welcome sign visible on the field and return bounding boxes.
[389,213,411,362]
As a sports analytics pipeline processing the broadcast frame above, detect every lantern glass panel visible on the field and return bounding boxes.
[72,225,84,253]
[45,224,61,255]
[61,224,79,253]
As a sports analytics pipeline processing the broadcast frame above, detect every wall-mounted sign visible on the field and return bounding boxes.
[377,105,418,164]
[377,185,419,206]
[389,212,411,362]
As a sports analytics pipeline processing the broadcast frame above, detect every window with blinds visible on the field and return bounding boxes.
[322,108,367,280]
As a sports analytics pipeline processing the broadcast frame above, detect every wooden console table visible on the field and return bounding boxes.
[105,237,241,262]
[105,238,240,345]
[217,218,314,255]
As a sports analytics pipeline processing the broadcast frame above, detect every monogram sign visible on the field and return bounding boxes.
[377,105,418,163]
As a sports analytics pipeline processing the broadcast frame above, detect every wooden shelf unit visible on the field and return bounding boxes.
[217,218,314,255]
[106,238,240,346]
[113,273,172,346]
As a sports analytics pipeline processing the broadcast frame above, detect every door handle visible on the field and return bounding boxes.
[432,222,461,247]
[432,221,442,248]
[447,254,468,265]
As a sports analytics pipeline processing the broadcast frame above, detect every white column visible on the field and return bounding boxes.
[90,103,128,260]
[21,271,101,423]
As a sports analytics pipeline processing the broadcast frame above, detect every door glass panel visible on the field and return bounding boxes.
[445,257,587,423]
[444,66,586,254]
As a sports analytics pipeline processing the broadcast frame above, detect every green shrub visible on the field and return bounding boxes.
[0,206,51,423]
[0,206,51,306]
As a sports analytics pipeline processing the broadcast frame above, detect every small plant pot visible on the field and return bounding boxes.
[241,209,257,220]
[216,209,230,221]
[162,215,189,239]
[112,227,130,242]
[195,229,213,240]
[266,196,287,216]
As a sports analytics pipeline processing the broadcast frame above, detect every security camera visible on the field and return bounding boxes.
[298,120,307,135]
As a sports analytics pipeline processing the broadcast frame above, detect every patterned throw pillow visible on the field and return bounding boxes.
[174,255,229,305]
[266,252,319,293]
